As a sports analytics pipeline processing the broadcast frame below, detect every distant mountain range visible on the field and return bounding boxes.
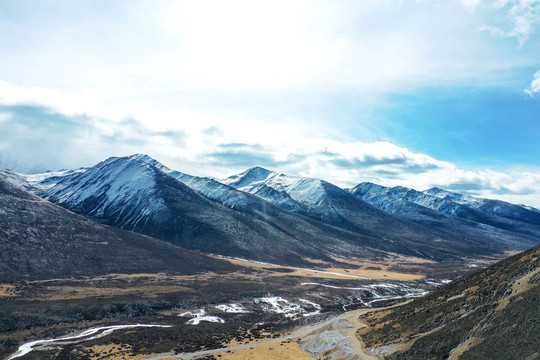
[1,154,538,268]
[351,182,540,239]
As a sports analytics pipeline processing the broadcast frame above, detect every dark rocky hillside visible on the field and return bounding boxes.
[0,177,237,280]
[358,244,540,359]
[223,166,538,260]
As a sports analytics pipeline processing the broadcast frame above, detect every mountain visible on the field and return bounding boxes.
[23,155,414,266]
[348,182,538,250]
[0,177,236,280]
[424,186,540,226]
[0,169,40,193]
[38,156,344,265]
[9,155,539,266]
[357,243,540,359]
[350,182,540,241]
[222,167,531,259]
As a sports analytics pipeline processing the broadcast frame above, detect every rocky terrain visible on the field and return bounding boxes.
[0,176,452,359]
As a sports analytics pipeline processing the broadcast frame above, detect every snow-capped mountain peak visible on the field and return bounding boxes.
[128,154,171,172]
[349,182,390,197]
[223,166,278,189]
[223,168,352,209]
[423,187,480,205]
[42,156,172,229]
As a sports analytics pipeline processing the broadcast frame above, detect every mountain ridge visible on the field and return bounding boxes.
[350,181,540,244]
[3,155,539,268]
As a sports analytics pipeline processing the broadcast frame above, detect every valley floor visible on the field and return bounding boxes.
[0,256,488,360]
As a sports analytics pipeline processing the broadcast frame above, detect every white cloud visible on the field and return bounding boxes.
[524,70,540,95]
[0,112,11,124]
[0,0,536,104]
[0,80,125,121]
[483,0,540,46]
[1,100,540,208]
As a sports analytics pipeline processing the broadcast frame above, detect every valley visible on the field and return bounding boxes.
[1,154,539,359]
[0,259,452,359]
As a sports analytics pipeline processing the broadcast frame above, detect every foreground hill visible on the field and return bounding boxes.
[357,243,540,359]
[0,177,236,280]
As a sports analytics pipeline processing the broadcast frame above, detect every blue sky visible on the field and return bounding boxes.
[379,87,540,166]
[1,0,540,206]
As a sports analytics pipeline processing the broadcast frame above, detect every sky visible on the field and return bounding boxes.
[1,0,540,207]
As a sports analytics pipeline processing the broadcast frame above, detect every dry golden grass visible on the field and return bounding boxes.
[215,340,311,360]
[323,267,424,281]
[103,272,220,282]
[497,267,540,310]
[378,337,418,356]
[35,285,193,300]
[215,256,424,281]
[333,254,437,266]
[221,332,284,347]
[448,337,484,359]
[28,271,226,284]
[81,344,164,360]
[0,284,17,297]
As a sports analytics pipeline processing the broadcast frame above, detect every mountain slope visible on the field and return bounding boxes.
[0,177,237,280]
[349,182,538,250]
[30,156,408,265]
[358,243,540,359]
[222,167,526,260]
[349,183,540,239]
[13,156,539,266]
[425,186,540,226]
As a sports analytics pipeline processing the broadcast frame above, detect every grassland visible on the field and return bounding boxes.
[0,254,487,360]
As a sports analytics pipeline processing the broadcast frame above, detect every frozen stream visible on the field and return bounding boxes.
[7,324,172,360]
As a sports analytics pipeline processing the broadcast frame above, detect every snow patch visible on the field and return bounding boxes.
[215,303,250,313]
[254,296,321,318]
[179,309,225,325]
[301,281,429,307]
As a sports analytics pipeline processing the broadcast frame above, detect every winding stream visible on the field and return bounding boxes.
[8,324,172,360]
